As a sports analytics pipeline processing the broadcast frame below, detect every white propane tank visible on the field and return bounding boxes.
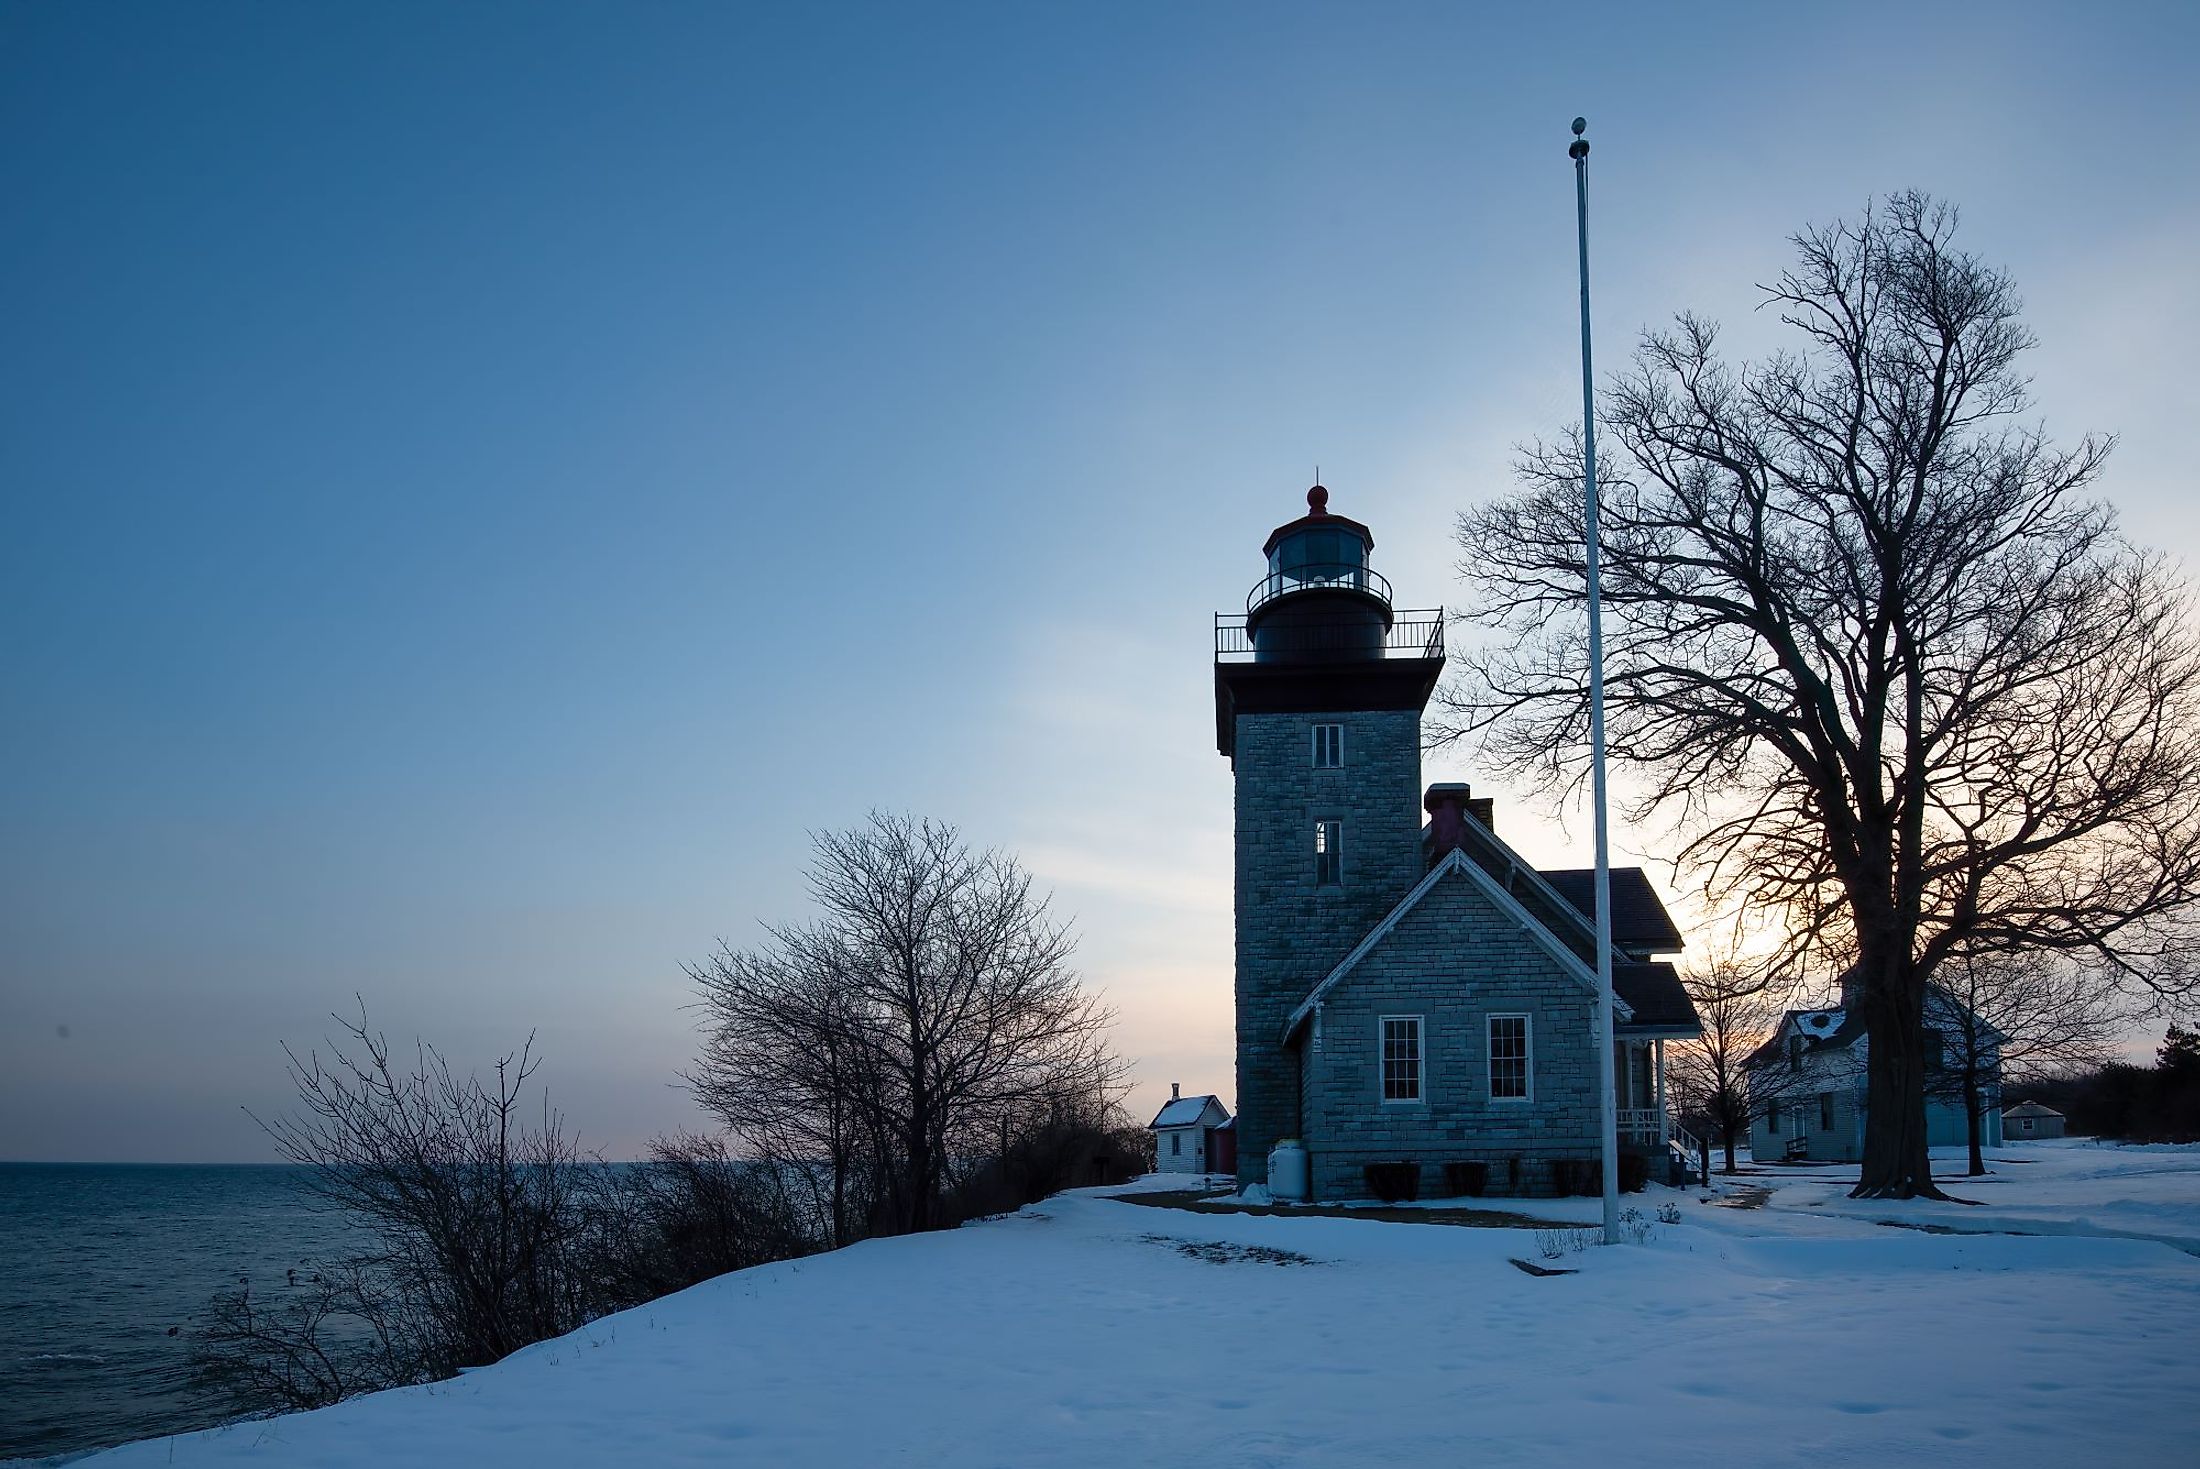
[1268,1139,1310,1201]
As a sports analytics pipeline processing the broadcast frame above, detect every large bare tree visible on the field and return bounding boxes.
[689,812,1124,1235]
[1441,193,2200,1197]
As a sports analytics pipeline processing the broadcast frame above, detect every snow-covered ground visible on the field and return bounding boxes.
[82,1142,2200,1467]
[1708,1138,2200,1254]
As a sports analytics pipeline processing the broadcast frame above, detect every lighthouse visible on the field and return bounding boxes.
[1214,485,1447,1188]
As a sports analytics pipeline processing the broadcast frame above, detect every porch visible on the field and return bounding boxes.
[1616,1036,1705,1178]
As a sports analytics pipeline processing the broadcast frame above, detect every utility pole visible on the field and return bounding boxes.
[1571,115,1622,1245]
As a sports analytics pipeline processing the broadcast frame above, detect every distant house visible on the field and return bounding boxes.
[1745,973,2002,1163]
[2003,1100,2067,1140]
[1148,1085,1232,1174]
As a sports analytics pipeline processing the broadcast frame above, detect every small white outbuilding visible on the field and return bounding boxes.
[1148,1085,1232,1174]
[2002,1100,2068,1140]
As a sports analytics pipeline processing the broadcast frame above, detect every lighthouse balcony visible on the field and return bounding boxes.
[1214,606,1445,663]
[1244,561,1395,617]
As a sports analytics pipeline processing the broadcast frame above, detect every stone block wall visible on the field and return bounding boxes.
[1296,871,1605,1199]
[1233,706,1424,1184]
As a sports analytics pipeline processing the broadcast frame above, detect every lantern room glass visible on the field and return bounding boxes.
[1268,527,1366,584]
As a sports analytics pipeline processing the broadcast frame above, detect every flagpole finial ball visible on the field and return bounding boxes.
[1571,117,1587,135]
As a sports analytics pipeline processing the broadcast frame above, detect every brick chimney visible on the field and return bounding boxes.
[1424,783,1496,866]
[1170,1081,1181,1100]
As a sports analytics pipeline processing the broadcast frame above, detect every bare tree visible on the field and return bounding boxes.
[689,812,1126,1236]
[1666,959,1792,1173]
[1440,192,2200,1197]
[687,949,883,1247]
[1928,950,2136,1176]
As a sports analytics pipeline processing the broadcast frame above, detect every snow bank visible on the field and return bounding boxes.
[83,1147,2200,1468]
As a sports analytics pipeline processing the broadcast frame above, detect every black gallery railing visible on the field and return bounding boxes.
[1243,562,1395,616]
[1215,610,1445,663]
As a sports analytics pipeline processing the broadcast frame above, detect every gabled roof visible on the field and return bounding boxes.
[1613,962,1698,1034]
[1744,1009,1859,1069]
[1743,978,2005,1069]
[1148,1094,1227,1130]
[1538,869,1686,955]
[1283,849,1637,1042]
[1436,816,1686,968]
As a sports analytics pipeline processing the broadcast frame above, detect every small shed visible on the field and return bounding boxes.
[2002,1100,2067,1140]
[1147,1085,1232,1174]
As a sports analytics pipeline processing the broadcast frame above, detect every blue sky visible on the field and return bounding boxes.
[4,1,2196,1160]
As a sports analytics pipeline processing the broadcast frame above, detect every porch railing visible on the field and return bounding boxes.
[1668,1122,1706,1181]
[1616,1108,1666,1145]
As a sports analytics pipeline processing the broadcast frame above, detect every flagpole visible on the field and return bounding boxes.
[1571,116,1621,1246]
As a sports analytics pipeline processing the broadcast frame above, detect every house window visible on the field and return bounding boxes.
[1488,1014,1532,1101]
[1381,1016,1423,1102]
[1170,1133,1180,1155]
[1787,1034,1803,1070]
[1315,821,1342,885]
[2020,1118,2034,1134]
[1311,723,1343,768]
[1819,1092,1835,1132]
[1767,1101,1782,1133]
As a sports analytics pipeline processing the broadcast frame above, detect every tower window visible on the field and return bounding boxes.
[1314,821,1342,885]
[1310,723,1343,768]
[1488,1014,1532,1101]
[1381,1016,1423,1102]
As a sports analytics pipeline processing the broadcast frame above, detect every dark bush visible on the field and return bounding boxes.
[1363,1161,1421,1203]
[590,1133,816,1305]
[941,1094,1154,1224]
[1442,1161,1488,1197]
[1618,1151,1649,1194]
[1551,1158,1598,1196]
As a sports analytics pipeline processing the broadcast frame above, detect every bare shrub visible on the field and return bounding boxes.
[200,1010,824,1418]
[587,1133,815,1304]
[689,813,1128,1238]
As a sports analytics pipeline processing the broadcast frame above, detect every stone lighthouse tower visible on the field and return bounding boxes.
[1213,485,1446,1187]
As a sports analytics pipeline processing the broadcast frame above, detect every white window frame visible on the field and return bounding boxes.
[1310,722,1344,769]
[1315,820,1342,886]
[1487,1013,1533,1103]
[1379,1014,1424,1105]
[1170,1132,1181,1155]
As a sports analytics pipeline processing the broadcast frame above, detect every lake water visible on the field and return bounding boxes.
[0,1164,361,1462]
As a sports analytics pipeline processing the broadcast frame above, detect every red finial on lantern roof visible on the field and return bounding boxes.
[1307,483,1329,516]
